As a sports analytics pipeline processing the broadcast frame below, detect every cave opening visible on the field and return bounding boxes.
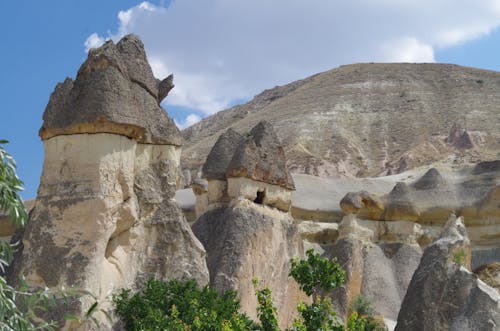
[254,190,265,205]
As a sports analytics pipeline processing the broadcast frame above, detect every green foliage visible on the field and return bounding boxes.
[452,249,466,266]
[288,298,343,331]
[0,140,27,272]
[289,249,346,297]
[252,278,279,331]
[346,312,385,331]
[349,295,375,318]
[113,278,258,331]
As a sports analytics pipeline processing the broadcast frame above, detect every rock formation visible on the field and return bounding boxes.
[9,34,208,329]
[192,121,305,328]
[315,215,423,325]
[395,215,500,331]
[182,63,500,183]
[193,122,295,217]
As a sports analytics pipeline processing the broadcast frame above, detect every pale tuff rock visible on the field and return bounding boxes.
[192,201,307,329]
[9,34,208,329]
[395,215,500,331]
[192,121,304,328]
[322,215,423,322]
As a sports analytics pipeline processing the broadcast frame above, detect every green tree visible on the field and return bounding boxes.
[252,278,280,331]
[288,249,346,331]
[113,278,258,331]
[0,140,57,330]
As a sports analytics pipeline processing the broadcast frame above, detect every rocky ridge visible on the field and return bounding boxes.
[182,63,500,184]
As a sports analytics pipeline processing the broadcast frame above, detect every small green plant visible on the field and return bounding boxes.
[349,295,375,317]
[452,249,466,266]
[253,278,280,331]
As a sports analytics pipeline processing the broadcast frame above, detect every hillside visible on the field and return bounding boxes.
[181,63,500,183]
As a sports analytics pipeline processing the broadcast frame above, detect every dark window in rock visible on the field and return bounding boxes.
[254,191,265,204]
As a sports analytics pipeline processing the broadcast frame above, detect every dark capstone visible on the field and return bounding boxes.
[40,34,181,145]
[226,121,295,189]
[202,128,243,180]
[413,168,447,190]
[472,160,500,175]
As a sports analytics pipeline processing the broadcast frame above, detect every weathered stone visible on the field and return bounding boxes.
[313,215,424,324]
[382,182,420,221]
[192,200,306,329]
[340,190,384,219]
[40,34,181,145]
[202,128,243,180]
[9,134,209,329]
[395,215,500,331]
[226,121,295,189]
[446,123,474,149]
[475,262,500,293]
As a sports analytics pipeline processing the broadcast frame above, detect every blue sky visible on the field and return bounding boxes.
[1,1,500,199]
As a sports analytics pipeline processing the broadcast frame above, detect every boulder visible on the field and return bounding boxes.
[226,121,295,189]
[340,190,384,219]
[202,128,243,180]
[395,215,500,331]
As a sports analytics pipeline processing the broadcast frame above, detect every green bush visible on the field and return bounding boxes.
[349,295,375,317]
[289,249,346,297]
[113,278,258,331]
[288,249,346,331]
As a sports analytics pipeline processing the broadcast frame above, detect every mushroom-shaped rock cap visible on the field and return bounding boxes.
[39,34,181,145]
[226,121,295,189]
[202,128,244,180]
[412,168,448,190]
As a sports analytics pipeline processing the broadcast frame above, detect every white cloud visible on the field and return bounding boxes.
[86,0,500,122]
[175,113,202,130]
[382,37,435,63]
[84,33,105,53]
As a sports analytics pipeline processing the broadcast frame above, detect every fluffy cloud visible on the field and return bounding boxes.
[84,33,106,52]
[175,113,202,130]
[86,0,500,125]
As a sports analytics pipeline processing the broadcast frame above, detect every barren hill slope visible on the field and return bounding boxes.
[182,63,500,182]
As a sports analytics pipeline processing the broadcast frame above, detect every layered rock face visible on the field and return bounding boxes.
[192,121,305,328]
[339,162,500,268]
[9,35,208,328]
[395,215,500,331]
[182,63,500,182]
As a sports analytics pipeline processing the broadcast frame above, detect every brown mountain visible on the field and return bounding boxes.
[181,63,500,183]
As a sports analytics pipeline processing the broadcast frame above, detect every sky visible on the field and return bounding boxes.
[1,0,500,199]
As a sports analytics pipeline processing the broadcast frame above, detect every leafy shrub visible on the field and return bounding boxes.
[289,249,346,297]
[252,278,280,331]
[113,278,258,331]
[349,295,375,317]
[346,312,385,331]
[288,249,346,331]
[452,249,466,266]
